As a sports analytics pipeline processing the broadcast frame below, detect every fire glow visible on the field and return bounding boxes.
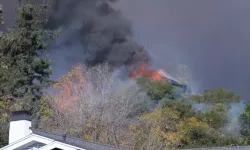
[129,64,168,82]
[54,64,170,111]
[54,64,84,111]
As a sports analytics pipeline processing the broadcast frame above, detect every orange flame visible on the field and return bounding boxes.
[129,64,168,82]
[54,64,84,111]
[54,64,169,111]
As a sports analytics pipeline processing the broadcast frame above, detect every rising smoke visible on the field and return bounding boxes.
[45,0,149,79]
[1,0,249,135]
[1,0,250,98]
[113,0,250,99]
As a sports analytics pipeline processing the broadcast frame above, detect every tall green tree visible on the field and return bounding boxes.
[0,0,55,113]
[0,4,3,25]
[239,101,250,144]
[0,4,3,37]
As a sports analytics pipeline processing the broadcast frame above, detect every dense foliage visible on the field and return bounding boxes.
[137,77,173,100]
[0,0,55,146]
[190,88,241,104]
[239,102,250,144]
[35,65,245,149]
[0,0,55,112]
[0,1,250,150]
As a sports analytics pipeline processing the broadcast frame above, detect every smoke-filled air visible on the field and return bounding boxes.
[1,0,250,150]
[46,0,149,78]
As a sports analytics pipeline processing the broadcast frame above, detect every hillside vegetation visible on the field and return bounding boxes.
[0,1,250,150]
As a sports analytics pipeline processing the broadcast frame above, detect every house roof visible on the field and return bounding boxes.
[183,146,250,150]
[31,128,126,150]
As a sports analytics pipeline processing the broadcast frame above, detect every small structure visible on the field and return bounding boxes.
[0,111,126,150]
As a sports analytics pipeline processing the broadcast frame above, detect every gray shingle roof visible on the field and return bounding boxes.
[30,128,250,150]
[183,146,250,150]
[31,128,126,150]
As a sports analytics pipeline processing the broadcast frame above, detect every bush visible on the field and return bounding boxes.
[136,77,173,100]
[163,99,195,119]
[190,88,241,104]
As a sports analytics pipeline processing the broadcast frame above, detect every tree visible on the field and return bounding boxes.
[163,99,195,119]
[0,0,55,113]
[239,101,250,144]
[130,107,181,150]
[177,117,222,148]
[190,88,240,104]
[0,4,3,25]
[39,63,150,148]
[176,64,191,85]
[196,103,229,129]
[0,1,55,146]
[0,4,3,37]
[136,77,173,100]
[0,100,11,147]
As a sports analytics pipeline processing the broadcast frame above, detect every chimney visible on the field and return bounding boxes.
[9,111,32,144]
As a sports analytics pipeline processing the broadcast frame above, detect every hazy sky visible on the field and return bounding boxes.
[0,0,16,30]
[1,0,250,98]
[114,0,250,98]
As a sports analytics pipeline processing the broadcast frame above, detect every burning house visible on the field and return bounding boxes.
[129,64,191,95]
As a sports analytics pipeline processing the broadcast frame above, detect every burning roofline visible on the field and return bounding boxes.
[168,78,191,93]
[128,64,191,94]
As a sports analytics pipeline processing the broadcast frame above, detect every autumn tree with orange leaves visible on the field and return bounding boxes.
[53,64,84,111]
[39,63,150,147]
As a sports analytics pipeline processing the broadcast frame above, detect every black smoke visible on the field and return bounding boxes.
[114,0,250,98]
[2,0,250,99]
[45,0,149,73]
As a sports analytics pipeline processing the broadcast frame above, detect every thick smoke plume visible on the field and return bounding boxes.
[45,0,149,78]
[1,0,250,98]
[114,0,250,99]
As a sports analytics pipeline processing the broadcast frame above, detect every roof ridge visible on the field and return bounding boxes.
[183,145,250,149]
[30,128,126,150]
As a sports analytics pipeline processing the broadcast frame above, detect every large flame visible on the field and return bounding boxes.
[129,64,168,82]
